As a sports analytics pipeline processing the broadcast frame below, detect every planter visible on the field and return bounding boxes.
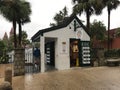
[14,48,25,76]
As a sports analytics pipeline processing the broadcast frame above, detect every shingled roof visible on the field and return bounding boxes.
[31,14,88,42]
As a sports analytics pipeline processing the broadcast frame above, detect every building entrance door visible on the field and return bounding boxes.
[70,39,80,67]
[45,41,55,71]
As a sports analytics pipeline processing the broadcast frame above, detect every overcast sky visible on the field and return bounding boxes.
[0,0,120,40]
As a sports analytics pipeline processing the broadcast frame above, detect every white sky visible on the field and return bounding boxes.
[0,0,120,40]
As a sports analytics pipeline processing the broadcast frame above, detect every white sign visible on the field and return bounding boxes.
[61,42,67,53]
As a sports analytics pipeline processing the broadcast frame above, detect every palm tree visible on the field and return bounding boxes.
[9,30,30,49]
[0,0,20,48]
[17,1,31,47]
[18,17,30,47]
[103,0,120,50]
[72,0,93,31]
[72,0,104,31]
[21,31,30,47]
[0,0,31,48]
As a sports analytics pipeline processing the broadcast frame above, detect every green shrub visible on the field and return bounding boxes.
[0,55,9,64]
[104,49,120,58]
[117,49,120,56]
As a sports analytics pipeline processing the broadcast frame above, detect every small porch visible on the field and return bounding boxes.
[33,36,58,72]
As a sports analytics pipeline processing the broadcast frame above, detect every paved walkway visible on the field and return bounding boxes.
[1,66,120,90]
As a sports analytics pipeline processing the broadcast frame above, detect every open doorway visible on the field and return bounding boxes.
[45,41,55,71]
[70,39,81,67]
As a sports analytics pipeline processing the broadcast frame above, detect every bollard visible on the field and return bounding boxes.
[0,81,12,90]
[4,67,12,85]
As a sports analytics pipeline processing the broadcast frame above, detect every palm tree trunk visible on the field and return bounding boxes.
[108,9,110,51]
[13,19,17,48]
[86,10,90,31]
[18,20,22,47]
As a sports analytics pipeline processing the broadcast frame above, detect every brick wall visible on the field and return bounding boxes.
[111,38,120,49]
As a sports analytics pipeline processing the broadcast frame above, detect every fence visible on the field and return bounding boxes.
[7,48,38,74]
[25,48,34,73]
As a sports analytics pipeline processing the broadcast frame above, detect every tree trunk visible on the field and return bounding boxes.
[86,10,90,31]
[13,19,17,48]
[108,9,110,51]
[18,20,22,47]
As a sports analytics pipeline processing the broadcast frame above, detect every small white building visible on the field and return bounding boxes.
[31,15,91,72]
